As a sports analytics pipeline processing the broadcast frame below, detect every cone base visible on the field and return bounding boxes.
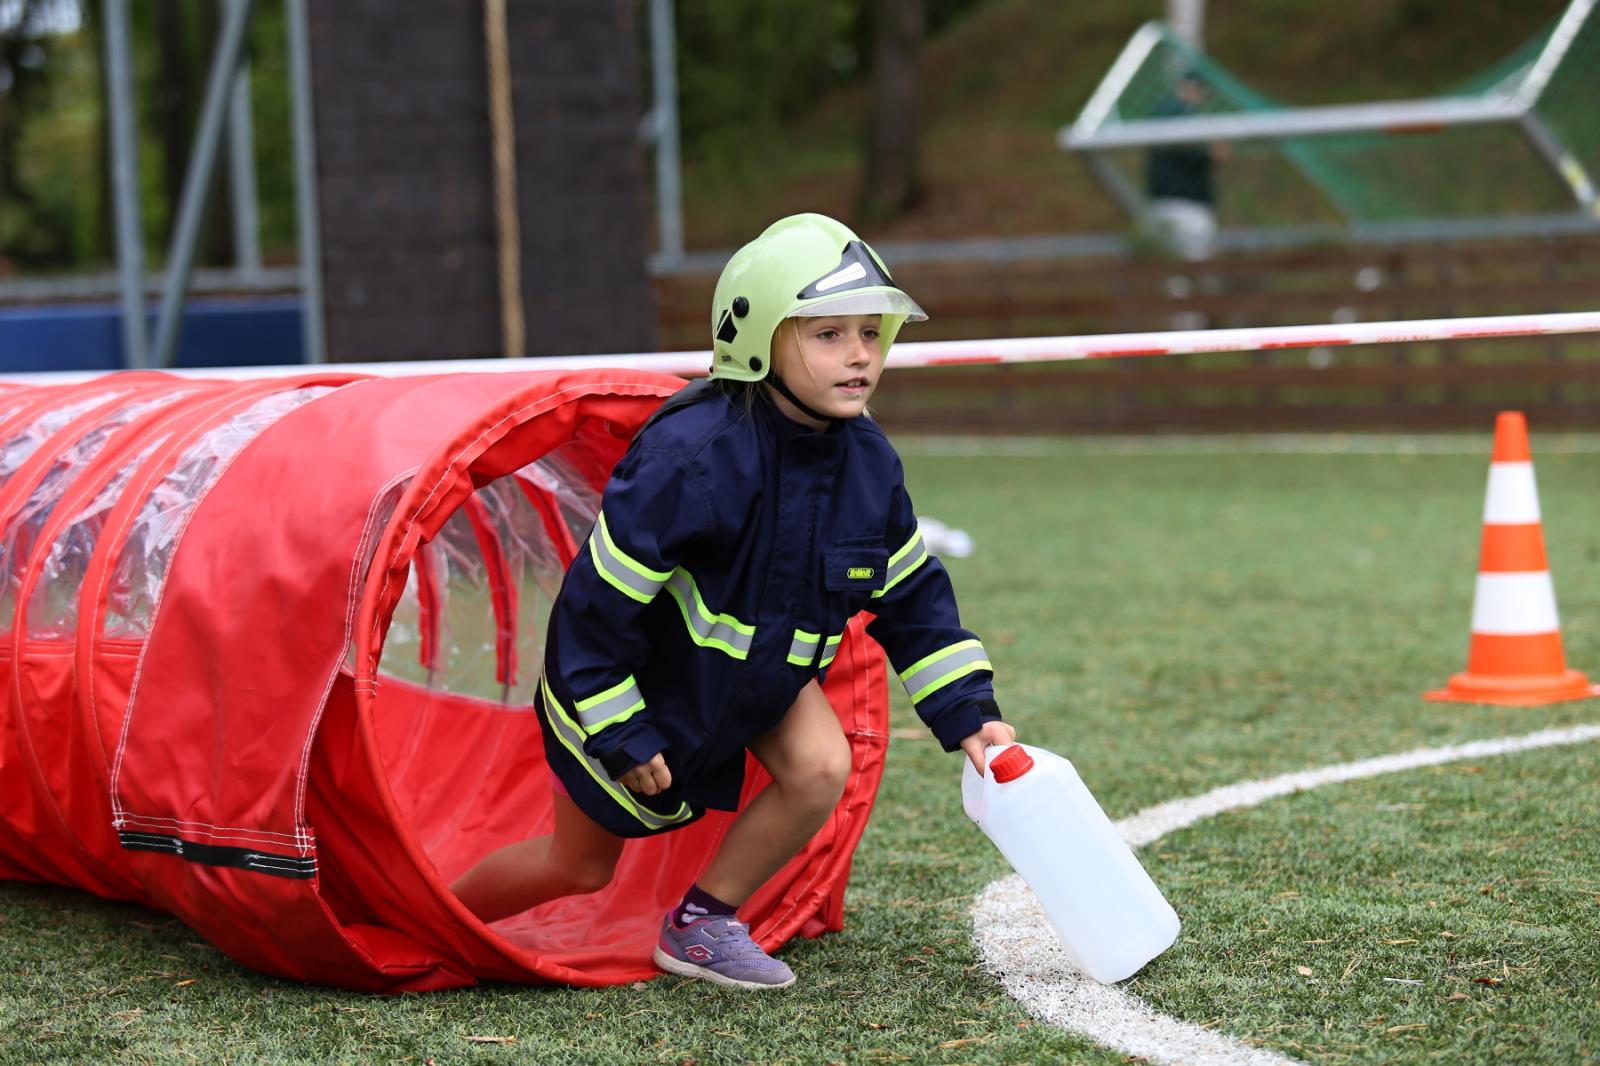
[1424,669,1599,706]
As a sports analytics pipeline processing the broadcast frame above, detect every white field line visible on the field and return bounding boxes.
[971,723,1600,1066]
[895,433,1600,458]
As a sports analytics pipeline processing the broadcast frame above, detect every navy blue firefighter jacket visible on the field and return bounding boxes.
[538,381,1000,836]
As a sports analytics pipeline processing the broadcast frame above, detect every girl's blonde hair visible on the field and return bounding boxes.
[718,317,813,417]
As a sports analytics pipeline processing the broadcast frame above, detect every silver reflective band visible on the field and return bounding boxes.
[588,512,671,604]
[574,675,646,734]
[819,631,843,668]
[664,568,757,659]
[788,629,821,666]
[873,526,928,598]
[900,639,992,704]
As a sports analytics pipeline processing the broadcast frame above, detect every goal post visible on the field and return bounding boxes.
[1061,1,1600,233]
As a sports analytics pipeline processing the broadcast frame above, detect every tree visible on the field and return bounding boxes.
[1,0,64,269]
[858,0,925,222]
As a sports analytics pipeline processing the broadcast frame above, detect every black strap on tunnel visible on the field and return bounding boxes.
[119,830,316,879]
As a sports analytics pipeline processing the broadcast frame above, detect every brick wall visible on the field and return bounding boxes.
[308,1,656,362]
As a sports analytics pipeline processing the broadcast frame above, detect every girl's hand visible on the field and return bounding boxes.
[620,753,671,796]
[959,720,1018,775]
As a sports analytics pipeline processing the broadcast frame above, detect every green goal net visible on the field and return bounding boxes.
[1063,0,1599,232]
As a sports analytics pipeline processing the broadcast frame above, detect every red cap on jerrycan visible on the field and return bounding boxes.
[989,745,1034,782]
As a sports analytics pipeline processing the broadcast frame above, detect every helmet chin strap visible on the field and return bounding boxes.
[766,372,838,426]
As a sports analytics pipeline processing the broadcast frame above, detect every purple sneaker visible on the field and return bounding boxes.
[652,912,796,989]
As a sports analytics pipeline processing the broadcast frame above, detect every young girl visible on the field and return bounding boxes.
[451,212,1015,990]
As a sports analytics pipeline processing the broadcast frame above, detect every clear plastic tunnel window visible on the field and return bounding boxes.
[0,392,186,631]
[377,447,599,705]
[27,439,166,641]
[0,390,125,492]
[103,387,337,641]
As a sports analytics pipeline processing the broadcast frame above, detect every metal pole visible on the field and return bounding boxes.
[1068,97,1528,150]
[1518,112,1599,218]
[151,0,256,369]
[102,0,148,370]
[286,0,326,364]
[1164,0,1205,48]
[648,0,684,266]
[1082,152,1146,220]
[228,58,263,280]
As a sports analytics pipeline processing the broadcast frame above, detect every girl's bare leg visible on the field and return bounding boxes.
[695,679,851,906]
[450,791,626,923]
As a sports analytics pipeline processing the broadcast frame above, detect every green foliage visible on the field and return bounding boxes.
[1,1,98,270]
[0,1,295,274]
[674,0,865,161]
[673,0,991,161]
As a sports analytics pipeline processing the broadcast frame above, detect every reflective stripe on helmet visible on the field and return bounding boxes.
[574,675,647,734]
[796,240,897,298]
[588,512,672,604]
[899,639,992,705]
[664,568,757,660]
[788,289,927,321]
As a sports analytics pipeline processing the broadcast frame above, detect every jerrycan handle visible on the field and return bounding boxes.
[988,744,1034,783]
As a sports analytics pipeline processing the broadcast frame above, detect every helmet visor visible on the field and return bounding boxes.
[788,289,928,322]
[791,239,928,323]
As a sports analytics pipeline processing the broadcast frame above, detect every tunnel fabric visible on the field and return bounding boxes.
[0,368,891,991]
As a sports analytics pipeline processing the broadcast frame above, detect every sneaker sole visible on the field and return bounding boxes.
[652,945,796,990]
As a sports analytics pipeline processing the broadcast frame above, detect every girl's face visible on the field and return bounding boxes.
[767,314,884,428]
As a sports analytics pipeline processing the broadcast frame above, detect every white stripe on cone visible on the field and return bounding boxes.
[1471,572,1561,635]
[1483,463,1541,524]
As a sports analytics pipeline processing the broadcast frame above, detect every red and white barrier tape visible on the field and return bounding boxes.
[5,310,1598,384]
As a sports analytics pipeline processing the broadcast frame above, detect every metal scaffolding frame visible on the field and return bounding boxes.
[98,0,325,369]
[646,0,685,271]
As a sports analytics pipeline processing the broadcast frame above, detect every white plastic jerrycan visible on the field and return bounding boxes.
[962,743,1180,983]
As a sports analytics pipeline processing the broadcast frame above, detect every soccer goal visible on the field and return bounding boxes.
[1060,0,1600,236]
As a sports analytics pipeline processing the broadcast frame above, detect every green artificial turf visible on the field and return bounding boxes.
[1138,744,1600,1064]
[3,433,1597,1064]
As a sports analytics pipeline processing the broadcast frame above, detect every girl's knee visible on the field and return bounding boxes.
[787,743,852,808]
[561,852,619,895]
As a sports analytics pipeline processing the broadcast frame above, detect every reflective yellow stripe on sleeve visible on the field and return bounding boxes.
[788,629,821,666]
[898,639,991,705]
[872,525,928,599]
[574,675,646,734]
[588,511,672,604]
[818,631,843,669]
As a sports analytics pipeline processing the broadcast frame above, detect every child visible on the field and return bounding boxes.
[451,212,1015,990]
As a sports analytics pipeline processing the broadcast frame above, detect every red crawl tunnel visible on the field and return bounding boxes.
[0,368,890,991]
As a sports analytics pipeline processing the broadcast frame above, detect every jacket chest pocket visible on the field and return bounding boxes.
[823,543,888,600]
[791,543,887,673]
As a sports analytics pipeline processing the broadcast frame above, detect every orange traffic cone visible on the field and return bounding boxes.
[1426,411,1598,705]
